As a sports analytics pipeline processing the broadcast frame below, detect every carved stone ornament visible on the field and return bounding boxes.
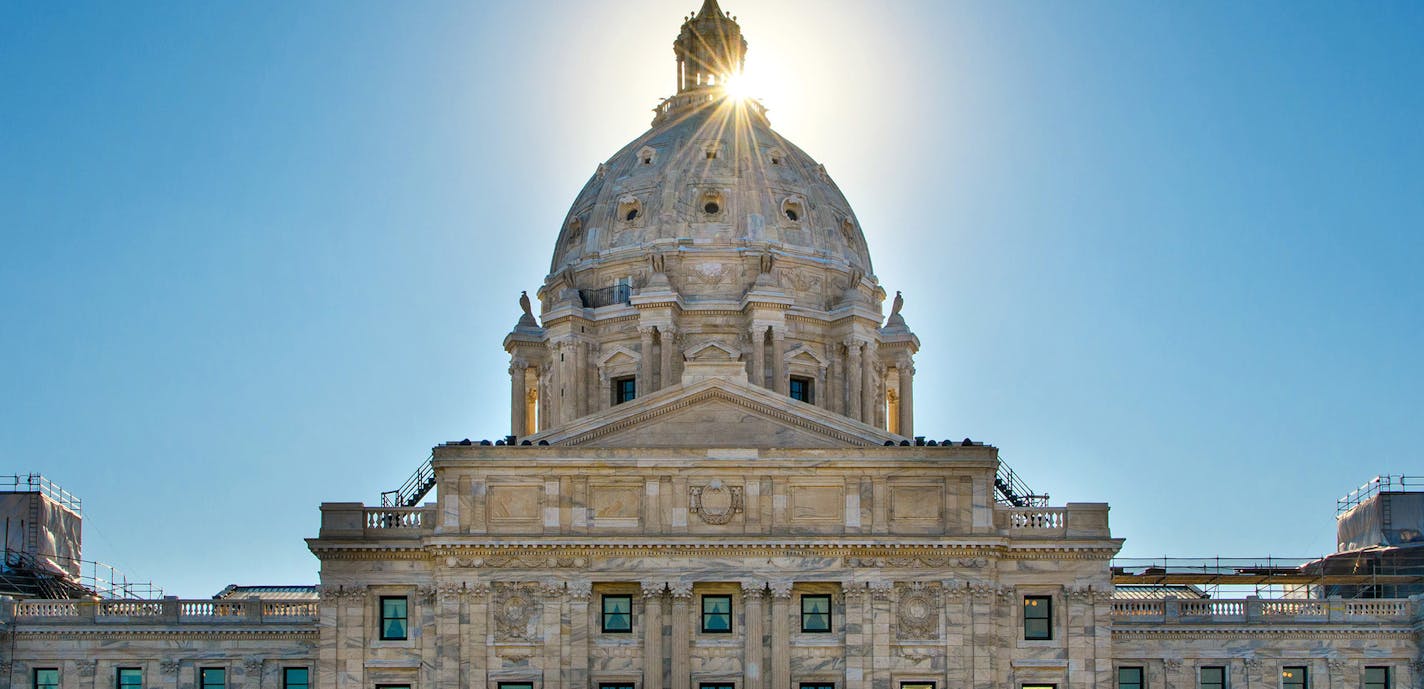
[436,582,465,601]
[160,660,180,674]
[841,582,866,599]
[448,555,587,569]
[669,581,694,599]
[1411,660,1424,675]
[76,661,97,679]
[493,584,541,640]
[769,581,794,599]
[846,556,980,569]
[1164,659,1184,672]
[896,584,940,639]
[1064,585,1093,602]
[243,658,263,673]
[689,479,744,525]
[741,580,767,600]
[567,580,592,601]
[640,580,666,598]
[1326,659,1347,673]
[0,662,12,675]
[868,580,894,601]
[416,585,437,603]
[1243,658,1263,671]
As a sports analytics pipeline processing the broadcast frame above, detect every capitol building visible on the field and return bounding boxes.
[2,3,1420,689]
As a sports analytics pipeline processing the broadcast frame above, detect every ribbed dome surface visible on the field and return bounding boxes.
[548,98,874,278]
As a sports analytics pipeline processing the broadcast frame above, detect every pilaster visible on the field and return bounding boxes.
[641,581,666,689]
[770,581,793,689]
[670,582,693,689]
[742,581,767,689]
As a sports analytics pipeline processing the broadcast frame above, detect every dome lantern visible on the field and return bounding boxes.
[674,0,747,94]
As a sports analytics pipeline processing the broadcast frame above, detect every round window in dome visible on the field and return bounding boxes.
[704,202,720,215]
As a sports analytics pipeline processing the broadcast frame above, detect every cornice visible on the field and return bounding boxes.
[12,628,318,638]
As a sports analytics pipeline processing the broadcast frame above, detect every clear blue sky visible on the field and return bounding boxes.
[2,1,1420,597]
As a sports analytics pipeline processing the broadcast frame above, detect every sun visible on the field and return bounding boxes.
[722,71,754,101]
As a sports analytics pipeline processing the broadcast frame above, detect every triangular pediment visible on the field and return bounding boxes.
[525,376,903,448]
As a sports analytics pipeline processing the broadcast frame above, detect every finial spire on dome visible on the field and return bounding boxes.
[673,0,746,94]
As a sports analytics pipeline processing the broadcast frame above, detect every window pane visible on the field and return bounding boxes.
[901,684,935,689]
[1023,597,1051,640]
[35,670,60,689]
[201,669,226,689]
[1282,667,1307,689]
[118,669,143,689]
[802,684,836,689]
[705,596,730,614]
[602,595,632,632]
[283,669,309,689]
[1118,668,1143,689]
[381,597,408,639]
[1365,667,1390,689]
[498,684,533,689]
[1200,667,1225,689]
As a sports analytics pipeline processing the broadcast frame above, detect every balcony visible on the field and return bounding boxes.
[3,597,318,626]
[1110,596,1419,626]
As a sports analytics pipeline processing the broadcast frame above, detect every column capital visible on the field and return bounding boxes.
[769,580,794,599]
[566,580,592,601]
[638,325,658,337]
[640,580,666,598]
[669,581,695,599]
[740,579,767,600]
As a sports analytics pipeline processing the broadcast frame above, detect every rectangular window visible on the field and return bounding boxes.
[701,594,732,633]
[1364,667,1391,689]
[602,594,632,633]
[200,669,226,689]
[599,684,635,689]
[379,596,409,640]
[613,376,636,405]
[900,683,936,689]
[1118,668,1144,689]
[800,594,831,632]
[1199,666,1226,689]
[789,376,814,404]
[1023,595,1052,640]
[35,670,60,689]
[1021,685,1056,689]
[283,669,309,689]
[699,684,734,689]
[497,684,533,689]
[117,669,143,689]
[802,684,836,689]
[1281,667,1307,689]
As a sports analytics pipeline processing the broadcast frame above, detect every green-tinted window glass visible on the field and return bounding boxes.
[801,594,832,632]
[602,595,632,633]
[600,684,635,689]
[498,683,533,689]
[1199,667,1226,689]
[700,684,734,689]
[614,377,636,404]
[1282,667,1307,689]
[282,669,308,689]
[200,669,225,689]
[35,670,60,689]
[1023,596,1052,640]
[701,594,732,633]
[1118,667,1144,689]
[1365,667,1391,689]
[117,669,143,689]
[380,596,408,640]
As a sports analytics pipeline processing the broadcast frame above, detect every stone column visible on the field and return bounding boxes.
[771,329,788,395]
[751,326,767,387]
[897,360,914,438]
[860,343,877,425]
[670,582,693,689]
[568,581,592,689]
[842,583,866,689]
[868,581,894,689]
[467,583,490,689]
[742,581,767,689]
[574,340,587,417]
[846,341,863,421]
[435,585,461,689]
[641,582,665,689]
[542,583,565,689]
[510,360,527,437]
[770,581,793,689]
[659,327,677,390]
[829,347,843,414]
[639,328,656,397]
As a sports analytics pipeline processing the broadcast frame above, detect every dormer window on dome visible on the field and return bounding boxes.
[617,196,643,225]
[699,190,725,218]
[639,146,657,166]
[782,197,805,223]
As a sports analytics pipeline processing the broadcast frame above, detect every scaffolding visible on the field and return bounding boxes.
[1,473,82,514]
[1337,474,1424,515]
[1111,556,1424,599]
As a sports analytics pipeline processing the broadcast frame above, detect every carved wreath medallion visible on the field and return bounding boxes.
[689,479,744,525]
[896,586,940,639]
[493,584,540,640]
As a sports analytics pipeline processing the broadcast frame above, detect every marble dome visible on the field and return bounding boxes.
[547,99,874,279]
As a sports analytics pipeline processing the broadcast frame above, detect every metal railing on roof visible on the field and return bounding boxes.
[994,458,1048,507]
[1,473,82,514]
[1337,475,1424,515]
[381,453,436,508]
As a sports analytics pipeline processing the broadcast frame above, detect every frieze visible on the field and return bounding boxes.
[846,556,987,568]
[447,555,588,569]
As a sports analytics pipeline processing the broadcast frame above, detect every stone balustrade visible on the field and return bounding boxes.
[2,597,317,626]
[995,502,1110,539]
[1110,596,1420,625]
[318,502,436,539]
